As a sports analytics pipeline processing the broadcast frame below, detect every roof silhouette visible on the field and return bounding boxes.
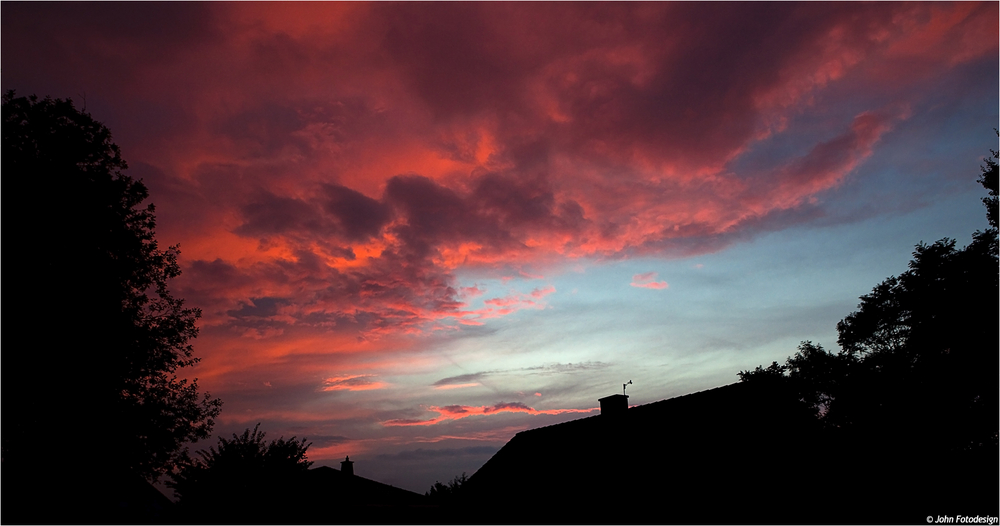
[285,464,440,524]
[461,381,997,524]
[304,465,425,506]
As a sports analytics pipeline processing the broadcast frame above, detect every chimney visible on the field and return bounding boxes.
[598,394,629,417]
[341,455,354,476]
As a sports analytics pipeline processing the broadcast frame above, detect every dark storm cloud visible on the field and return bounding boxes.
[376,2,537,120]
[471,173,586,235]
[217,103,308,156]
[372,3,896,172]
[236,192,326,237]
[1,2,220,74]
[321,184,391,241]
[384,174,511,251]
[226,297,287,319]
[233,187,382,255]
[186,258,254,291]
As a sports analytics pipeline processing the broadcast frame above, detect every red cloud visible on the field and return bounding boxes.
[5,2,995,462]
[88,2,985,354]
[88,2,986,344]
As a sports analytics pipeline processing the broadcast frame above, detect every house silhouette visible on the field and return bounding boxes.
[159,456,432,524]
[461,381,997,524]
[285,458,435,524]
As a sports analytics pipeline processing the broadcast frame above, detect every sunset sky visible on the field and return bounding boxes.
[3,2,997,493]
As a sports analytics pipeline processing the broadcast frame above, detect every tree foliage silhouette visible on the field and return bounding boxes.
[169,424,312,520]
[1,92,222,492]
[740,144,999,451]
[425,472,468,504]
[736,361,787,382]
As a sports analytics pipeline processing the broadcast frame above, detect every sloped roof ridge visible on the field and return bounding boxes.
[627,382,742,410]
[513,412,601,436]
[308,465,422,496]
[512,382,742,436]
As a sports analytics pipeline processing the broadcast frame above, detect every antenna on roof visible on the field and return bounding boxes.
[623,380,632,396]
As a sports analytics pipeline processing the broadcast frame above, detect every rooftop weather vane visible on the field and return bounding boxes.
[623,380,632,396]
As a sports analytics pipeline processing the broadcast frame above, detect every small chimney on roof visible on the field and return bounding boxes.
[341,455,354,476]
[598,394,629,416]
[598,380,631,417]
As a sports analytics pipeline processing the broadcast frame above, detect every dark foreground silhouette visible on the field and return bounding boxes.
[454,144,1000,525]
[172,463,436,525]
[459,382,997,525]
[2,89,995,524]
[2,92,220,524]
[166,425,438,524]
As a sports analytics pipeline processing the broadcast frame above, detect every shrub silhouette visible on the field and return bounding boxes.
[425,472,468,505]
[169,424,312,522]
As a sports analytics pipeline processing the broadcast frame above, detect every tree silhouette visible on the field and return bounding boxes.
[737,361,787,382]
[2,92,221,520]
[169,424,312,522]
[741,144,1000,452]
[425,472,468,504]
[976,139,998,252]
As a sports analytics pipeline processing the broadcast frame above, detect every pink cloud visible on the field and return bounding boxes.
[631,272,669,290]
[321,374,388,392]
[460,285,485,298]
[484,286,556,307]
[433,383,480,390]
[382,402,598,427]
[446,285,559,324]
